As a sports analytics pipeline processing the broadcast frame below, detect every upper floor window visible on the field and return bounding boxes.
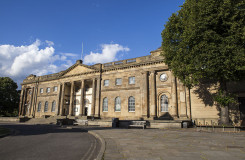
[37,102,41,112]
[44,101,48,112]
[53,86,58,92]
[103,97,108,112]
[115,78,122,85]
[161,95,168,112]
[128,96,135,112]
[104,80,109,86]
[40,88,43,93]
[51,101,56,112]
[46,87,50,93]
[129,77,135,84]
[115,97,121,112]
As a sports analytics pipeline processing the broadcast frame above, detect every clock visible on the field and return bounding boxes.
[160,73,168,81]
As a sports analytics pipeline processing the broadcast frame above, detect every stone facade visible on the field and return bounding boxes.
[19,48,245,125]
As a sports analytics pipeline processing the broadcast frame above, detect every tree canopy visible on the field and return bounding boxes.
[162,0,245,88]
[0,77,20,116]
[161,0,245,124]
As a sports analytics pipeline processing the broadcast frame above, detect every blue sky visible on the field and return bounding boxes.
[0,0,185,87]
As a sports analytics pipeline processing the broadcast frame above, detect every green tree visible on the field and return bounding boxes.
[161,0,245,124]
[0,77,20,117]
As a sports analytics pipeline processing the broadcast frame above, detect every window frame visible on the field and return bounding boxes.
[102,97,108,112]
[104,79,109,86]
[115,97,121,112]
[46,87,50,93]
[115,78,122,85]
[128,96,135,112]
[44,101,48,112]
[53,86,58,92]
[40,88,43,93]
[128,76,135,85]
[51,101,56,112]
[37,102,41,112]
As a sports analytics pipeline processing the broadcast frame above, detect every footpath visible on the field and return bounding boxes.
[85,127,245,160]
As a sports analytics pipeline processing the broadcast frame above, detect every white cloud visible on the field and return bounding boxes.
[0,39,78,88]
[83,44,130,64]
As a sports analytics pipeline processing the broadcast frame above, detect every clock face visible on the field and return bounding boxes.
[160,73,168,81]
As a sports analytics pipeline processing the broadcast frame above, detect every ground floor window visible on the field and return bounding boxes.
[51,101,56,112]
[44,101,48,112]
[103,97,108,112]
[128,96,135,112]
[115,97,121,112]
[37,102,41,112]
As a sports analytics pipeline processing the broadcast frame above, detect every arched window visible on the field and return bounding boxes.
[37,102,41,112]
[103,98,108,112]
[115,97,121,112]
[161,95,168,112]
[128,96,135,112]
[44,101,48,112]
[51,101,56,112]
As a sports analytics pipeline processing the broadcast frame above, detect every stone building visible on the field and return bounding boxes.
[19,48,245,126]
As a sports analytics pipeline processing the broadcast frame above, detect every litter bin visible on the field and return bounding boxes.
[112,118,119,128]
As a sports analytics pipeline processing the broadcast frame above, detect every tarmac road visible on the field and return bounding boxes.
[0,123,101,160]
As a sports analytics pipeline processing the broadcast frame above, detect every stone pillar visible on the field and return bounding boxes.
[19,87,24,116]
[91,78,96,116]
[29,87,35,116]
[33,84,38,118]
[69,81,75,116]
[142,71,149,118]
[95,77,101,117]
[186,87,191,119]
[56,83,62,115]
[171,74,178,118]
[59,83,65,116]
[21,88,26,116]
[150,71,156,118]
[79,80,85,116]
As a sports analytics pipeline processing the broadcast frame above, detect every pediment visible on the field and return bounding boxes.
[62,64,96,76]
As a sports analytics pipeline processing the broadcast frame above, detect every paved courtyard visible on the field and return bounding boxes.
[86,127,245,160]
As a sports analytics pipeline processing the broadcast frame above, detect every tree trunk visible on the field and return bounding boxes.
[219,81,229,125]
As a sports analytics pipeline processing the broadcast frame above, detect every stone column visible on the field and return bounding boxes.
[33,84,38,118]
[171,74,178,118]
[59,83,65,116]
[56,83,62,115]
[19,87,24,116]
[142,71,149,118]
[29,87,35,116]
[21,88,26,116]
[95,77,101,117]
[186,87,191,119]
[79,80,85,116]
[150,71,156,118]
[69,81,75,116]
[91,78,96,116]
